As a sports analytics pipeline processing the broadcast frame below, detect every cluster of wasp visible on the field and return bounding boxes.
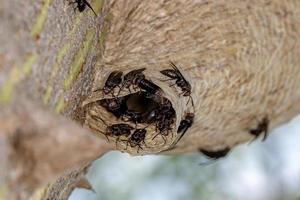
[90,62,195,153]
[70,0,196,152]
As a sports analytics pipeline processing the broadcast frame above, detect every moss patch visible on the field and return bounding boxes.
[55,95,65,113]
[64,30,96,90]
[31,0,53,39]
[0,54,37,103]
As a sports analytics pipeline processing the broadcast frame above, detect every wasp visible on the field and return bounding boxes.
[159,120,174,143]
[119,68,162,95]
[148,99,175,136]
[91,115,133,145]
[123,128,147,153]
[158,102,175,121]
[199,147,231,160]
[160,62,194,109]
[94,71,123,96]
[173,113,195,144]
[140,97,171,123]
[142,109,158,123]
[120,68,146,93]
[136,78,162,95]
[249,116,269,141]
[97,97,128,118]
[154,118,175,143]
[122,110,143,125]
[68,0,97,16]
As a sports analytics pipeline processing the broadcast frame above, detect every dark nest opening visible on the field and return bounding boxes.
[97,91,176,129]
[126,92,158,114]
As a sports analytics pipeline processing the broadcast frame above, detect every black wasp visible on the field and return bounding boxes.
[97,97,128,118]
[121,68,161,95]
[199,147,231,160]
[94,71,123,96]
[91,115,133,145]
[154,118,174,144]
[146,99,175,143]
[155,99,173,121]
[121,68,146,93]
[152,106,176,144]
[160,62,194,109]
[122,110,143,125]
[129,70,162,95]
[142,108,158,124]
[136,78,162,95]
[249,116,269,141]
[143,97,172,124]
[123,128,147,153]
[173,113,195,145]
[69,0,97,16]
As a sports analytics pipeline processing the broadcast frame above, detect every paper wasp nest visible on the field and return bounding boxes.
[83,65,195,155]
[81,1,300,156]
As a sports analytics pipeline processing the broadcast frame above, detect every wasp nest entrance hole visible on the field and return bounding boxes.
[95,91,177,154]
[126,92,157,114]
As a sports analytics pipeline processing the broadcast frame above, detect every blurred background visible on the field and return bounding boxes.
[70,115,300,200]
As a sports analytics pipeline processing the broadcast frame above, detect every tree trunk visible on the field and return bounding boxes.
[0,0,300,199]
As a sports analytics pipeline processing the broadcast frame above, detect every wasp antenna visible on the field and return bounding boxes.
[137,145,143,153]
[174,131,186,146]
[169,61,177,69]
[84,0,98,16]
[169,61,180,71]
[152,132,160,140]
[190,96,195,113]
[262,132,268,141]
[262,117,269,141]
[143,124,151,129]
